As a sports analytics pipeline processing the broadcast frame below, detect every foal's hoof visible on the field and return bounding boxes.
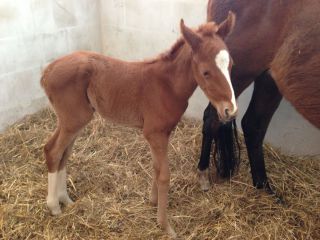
[160,223,177,239]
[198,169,210,191]
[47,203,62,215]
[51,207,62,216]
[166,225,177,239]
[158,218,177,239]
[47,197,62,215]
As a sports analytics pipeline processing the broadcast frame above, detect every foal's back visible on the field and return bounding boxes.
[42,51,148,127]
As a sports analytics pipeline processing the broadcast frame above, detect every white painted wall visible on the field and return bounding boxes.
[100,0,207,60]
[100,0,320,155]
[0,0,101,131]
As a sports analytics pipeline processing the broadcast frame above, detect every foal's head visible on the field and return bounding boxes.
[181,12,237,123]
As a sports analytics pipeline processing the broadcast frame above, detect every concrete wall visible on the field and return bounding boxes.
[100,0,320,155]
[0,0,101,131]
[100,0,207,60]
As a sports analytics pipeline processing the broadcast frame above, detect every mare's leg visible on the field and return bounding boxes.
[198,103,219,191]
[144,132,176,238]
[241,72,282,192]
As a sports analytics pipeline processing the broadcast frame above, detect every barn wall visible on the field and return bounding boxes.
[100,0,320,155]
[0,0,318,155]
[0,0,102,131]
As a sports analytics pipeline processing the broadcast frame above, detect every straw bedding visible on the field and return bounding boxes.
[0,108,319,239]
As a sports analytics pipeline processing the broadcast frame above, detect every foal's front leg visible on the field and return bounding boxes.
[145,132,176,238]
[150,156,159,206]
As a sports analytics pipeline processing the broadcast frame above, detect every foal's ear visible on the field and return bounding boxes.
[217,11,236,39]
[180,19,202,52]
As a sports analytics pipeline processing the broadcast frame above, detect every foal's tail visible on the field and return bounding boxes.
[40,72,46,89]
[214,119,241,178]
[40,65,54,104]
[40,65,52,93]
[40,62,54,90]
[40,58,65,102]
[40,56,62,90]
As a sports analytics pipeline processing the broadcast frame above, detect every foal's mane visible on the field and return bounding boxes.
[145,22,218,64]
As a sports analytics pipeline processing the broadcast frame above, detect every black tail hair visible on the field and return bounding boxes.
[214,119,240,178]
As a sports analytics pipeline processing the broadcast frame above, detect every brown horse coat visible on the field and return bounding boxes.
[208,0,320,127]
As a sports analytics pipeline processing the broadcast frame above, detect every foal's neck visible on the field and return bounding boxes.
[147,44,198,103]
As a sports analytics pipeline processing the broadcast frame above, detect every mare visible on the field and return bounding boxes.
[198,0,320,193]
[41,15,237,237]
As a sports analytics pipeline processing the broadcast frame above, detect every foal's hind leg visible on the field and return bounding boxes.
[45,122,91,215]
[56,139,76,206]
[44,105,93,215]
[45,127,78,215]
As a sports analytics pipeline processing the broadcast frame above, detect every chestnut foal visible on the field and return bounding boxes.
[41,14,236,237]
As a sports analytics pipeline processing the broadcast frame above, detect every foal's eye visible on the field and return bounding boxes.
[203,71,210,78]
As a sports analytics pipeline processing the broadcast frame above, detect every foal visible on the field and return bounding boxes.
[41,13,236,237]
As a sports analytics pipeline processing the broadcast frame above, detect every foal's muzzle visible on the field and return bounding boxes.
[217,102,238,123]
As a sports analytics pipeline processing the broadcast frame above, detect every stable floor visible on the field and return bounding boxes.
[1,109,319,239]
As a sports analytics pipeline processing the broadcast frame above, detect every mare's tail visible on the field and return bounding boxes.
[214,119,241,178]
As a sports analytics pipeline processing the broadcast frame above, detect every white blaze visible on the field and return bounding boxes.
[215,49,237,114]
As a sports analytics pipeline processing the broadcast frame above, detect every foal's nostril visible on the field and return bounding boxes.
[225,108,230,118]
